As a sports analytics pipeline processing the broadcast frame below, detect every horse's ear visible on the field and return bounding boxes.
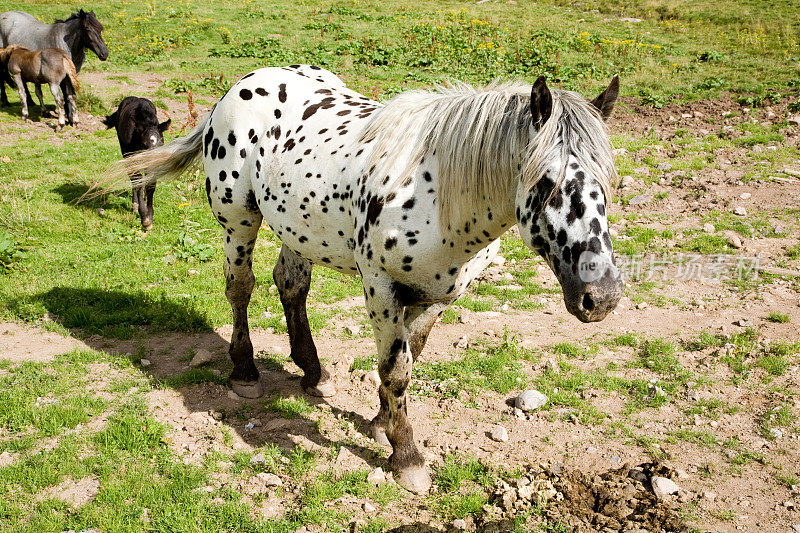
[159,118,171,133]
[590,75,619,121]
[102,110,118,129]
[530,75,552,128]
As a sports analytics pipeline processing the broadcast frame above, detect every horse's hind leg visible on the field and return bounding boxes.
[370,301,448,446]
[217,209,264,398]
[48,82,65,129]
[34,84,45,116]
[273,245,336,397]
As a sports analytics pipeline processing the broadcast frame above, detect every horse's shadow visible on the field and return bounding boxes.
[52,183,131,212]
[22,286,384,469]
[0,100,58,123]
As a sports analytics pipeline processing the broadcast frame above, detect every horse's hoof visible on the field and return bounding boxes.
[370,424,390,446]
[304,379,337,398]
[230,379,263,399]
[142,223,153,232]
[394,465,431,495]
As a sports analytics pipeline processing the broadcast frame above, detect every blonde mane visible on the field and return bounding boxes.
[360,82,616,224]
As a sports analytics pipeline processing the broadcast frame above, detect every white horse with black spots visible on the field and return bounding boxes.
[106,64,623,494]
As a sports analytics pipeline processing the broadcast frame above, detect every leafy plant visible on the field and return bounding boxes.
[173,222,214,262]
[0,231,26,271]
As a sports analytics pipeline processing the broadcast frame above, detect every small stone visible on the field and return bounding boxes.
[733,206,747,216]
[95,208,104,215]
[454,337,469,349]
[515,390,548,412]
[610,455,622,465]
[227,390,241,401]
[250,453,267,466]
[702,491,717,502]
[587,446,598,454]
[628,192,653,206]
[367,467,385,485]
[257,472,282,487]
[636,302,648,310]
[739,192,751,200]
[363,501,376,513]
[268,285,278,294]
[651,476,680,499]
[791,524,800,533]
[489,425,509,442]
[788,115,800,127]
[452,519,467,530]
[724,231,742,249]
[702,223,715,233]
[190,348,215,368]
[770,428,783,439]
[362,370,380,389]
[734,318,752,327]
[140,358,151,367]
[343,325,360,336]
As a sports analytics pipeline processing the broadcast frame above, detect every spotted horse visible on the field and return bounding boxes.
[108,65,624,494]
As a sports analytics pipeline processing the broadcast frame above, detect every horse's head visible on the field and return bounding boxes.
[79,10,109,61]
[516,76,623,323]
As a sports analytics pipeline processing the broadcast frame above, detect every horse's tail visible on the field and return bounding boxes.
[61,56,79,92]
[92,112,209,194]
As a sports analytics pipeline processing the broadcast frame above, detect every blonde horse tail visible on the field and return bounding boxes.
[89,112,210,199]
[62,56,79,92]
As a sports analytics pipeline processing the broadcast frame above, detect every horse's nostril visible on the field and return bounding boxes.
[582,293,595,313]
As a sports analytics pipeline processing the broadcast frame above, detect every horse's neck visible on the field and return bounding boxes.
[57,20,85,71]
[442,179,517,246]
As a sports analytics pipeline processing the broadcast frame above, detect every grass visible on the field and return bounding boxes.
[414,334,529,397]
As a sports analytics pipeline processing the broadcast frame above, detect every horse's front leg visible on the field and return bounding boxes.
[362,271,430,494]
[273,245,336,397]
[370,301,448,446]
[140,183,155,231]
[12,75,27,122]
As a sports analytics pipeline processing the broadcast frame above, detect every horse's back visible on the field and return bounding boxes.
[203,65,379,273]
[0,11,53,49]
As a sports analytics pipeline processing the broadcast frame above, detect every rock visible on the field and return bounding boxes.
[367,467,386,485]
[250,453,267,466]
[770,428,783,439]
[190,348,215,367]
[619,17,642,23]
[515,390,548,412]
[454,336,469,349]
[610,455,622,465]
[651,476,680,499]
[140,358,151,367]
[362,370,380,388]
[733,206,747,216]
[739,192,751,200]
[628,192,653,206]
[490,425,509,442]
[791,524,800,533]
[636,302,648,310]
[702,223,715,233]
[227,390,241,401]
[452,519,467,530]
[701,491,717,502]
[734,318,752,327]
[363,501,376,513]
[724,231,742,249]
[788,115,800,127]
[343,324,361,336]
[257,472,282,487]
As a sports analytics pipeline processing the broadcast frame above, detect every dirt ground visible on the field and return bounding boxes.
[3,71,800,532]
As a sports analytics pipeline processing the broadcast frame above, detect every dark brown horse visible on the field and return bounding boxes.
[0,45,79,129]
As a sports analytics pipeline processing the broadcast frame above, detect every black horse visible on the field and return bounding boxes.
[103,97,171,231]
[0,9,108,124]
